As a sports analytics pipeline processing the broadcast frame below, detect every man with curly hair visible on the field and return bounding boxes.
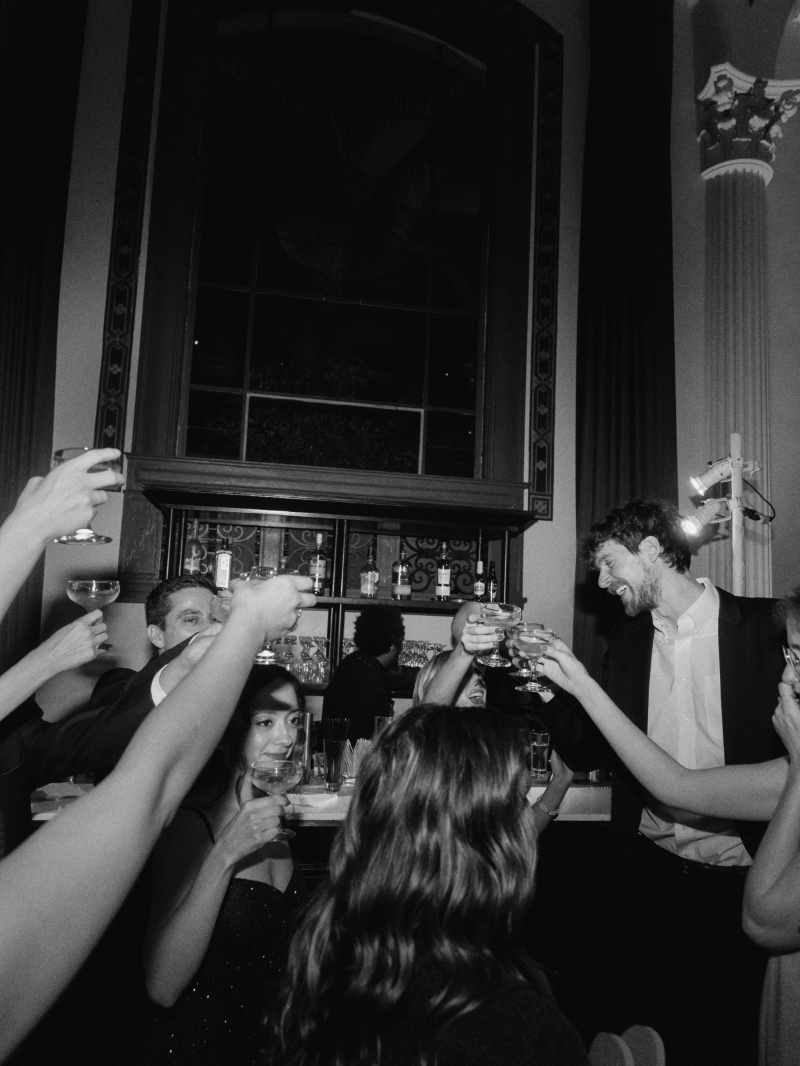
[322,605,406,741]
[569,497,785,1065]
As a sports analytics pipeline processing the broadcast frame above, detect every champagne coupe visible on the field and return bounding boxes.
[251,755,303,841]
[51,447,122,544]
[241,568,287,664]
[510,622,549,693]
[66,580,120,651]
[475,603,522,668]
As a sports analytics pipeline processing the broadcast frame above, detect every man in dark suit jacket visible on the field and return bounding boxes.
[0,575,219,856]
[539,499,784,1066]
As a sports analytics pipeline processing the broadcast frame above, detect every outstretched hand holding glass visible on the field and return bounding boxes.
[51,448,123,544]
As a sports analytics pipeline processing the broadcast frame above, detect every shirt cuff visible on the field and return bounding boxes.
[151,667,168,707]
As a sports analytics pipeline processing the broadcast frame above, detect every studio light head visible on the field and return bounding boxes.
[681,498,732,537]
[689,458,732,497]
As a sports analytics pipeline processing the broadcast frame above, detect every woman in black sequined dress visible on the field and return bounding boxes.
[143,665,306,1066]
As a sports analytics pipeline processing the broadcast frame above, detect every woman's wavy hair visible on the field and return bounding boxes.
[271,704,544,1066]
[191,664,304,806]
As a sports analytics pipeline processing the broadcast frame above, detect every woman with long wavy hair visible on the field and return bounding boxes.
[270,704,588,1066]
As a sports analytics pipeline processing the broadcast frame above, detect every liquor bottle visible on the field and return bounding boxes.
[487,561,498,603]
[435,541,451,601]
[473,559,486,602]
[279,532,289,574]
[182,519,203,575]
[391,543,412,600]
[214,538,232,590]
[309,532,327,595]
[360,542,379,598]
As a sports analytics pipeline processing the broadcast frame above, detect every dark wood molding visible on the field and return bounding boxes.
[126,454,531,517]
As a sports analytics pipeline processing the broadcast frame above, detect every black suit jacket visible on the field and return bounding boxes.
[536,587,785,859]
[0,641,189,856]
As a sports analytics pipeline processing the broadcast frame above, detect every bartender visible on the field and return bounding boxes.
[322,605,410,741]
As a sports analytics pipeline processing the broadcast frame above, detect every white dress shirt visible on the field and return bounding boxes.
[638,578,750,866]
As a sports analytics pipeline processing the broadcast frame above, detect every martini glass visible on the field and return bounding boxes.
[508,621,544,681]
[475,603,521,668]
[251,755,303,840]
[51,447,122,544]
[67,579,119,650]
[511,623,549,693]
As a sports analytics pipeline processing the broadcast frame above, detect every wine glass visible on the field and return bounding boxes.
[51,447,122,544]
[510,622,549,692]
[507,619,543,680]
[475,603,522,668]
[66,580,120,651]
[312,638,331,684]
[251,755,303,840]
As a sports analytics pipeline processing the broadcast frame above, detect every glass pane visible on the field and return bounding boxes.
[250,296,425,404]
[256,28,485,308]
[186,389,242,459]
[200,43,265,286]
[247,397,419,473]
[424,411,475,477]
[191,288,249,388]
[427,314,479,409]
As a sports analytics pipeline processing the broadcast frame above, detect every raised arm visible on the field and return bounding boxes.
[0,573,314,1058]
[0,448,123,626]
[537,635,787,822]
[743,679,800,951]
[0,612,108,724]
[422,615,497,705]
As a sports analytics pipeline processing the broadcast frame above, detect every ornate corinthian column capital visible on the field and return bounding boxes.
[697,62,800,177]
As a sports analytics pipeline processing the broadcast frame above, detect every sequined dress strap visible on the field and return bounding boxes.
[181,805,216,844]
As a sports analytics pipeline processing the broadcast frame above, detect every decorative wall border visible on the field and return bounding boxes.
[528,34,562,521]
[93,0,162,451]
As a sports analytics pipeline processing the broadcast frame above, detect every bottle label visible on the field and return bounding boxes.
[392,581,411,599]
[215,553,231,589]
[361,573,378,597]
[436,565,451,598]
[310,559,326,579]
[473,578,485,599]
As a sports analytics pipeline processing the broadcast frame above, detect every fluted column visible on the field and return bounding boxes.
[697,63,800,597]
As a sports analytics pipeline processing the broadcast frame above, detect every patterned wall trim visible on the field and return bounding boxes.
[528,35,563,521]
[93,0,162,451]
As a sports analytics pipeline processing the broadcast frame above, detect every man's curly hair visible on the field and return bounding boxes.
[582,498,692,573]
[354,605,405,657]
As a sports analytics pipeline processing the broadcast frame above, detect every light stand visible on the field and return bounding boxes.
[686,432,760,597]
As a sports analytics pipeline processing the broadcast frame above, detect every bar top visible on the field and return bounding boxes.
[286,781,611,825]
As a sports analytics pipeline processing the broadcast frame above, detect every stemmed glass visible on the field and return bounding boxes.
[251,755,303,841]
[475,603,522,668]
[509,622,549,692]
[66,580,120,651]
[312,638,331,685]
[296,637,315,683]
[51,447,122,544]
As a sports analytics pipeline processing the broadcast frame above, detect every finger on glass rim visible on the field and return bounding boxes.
[60,447,122,471]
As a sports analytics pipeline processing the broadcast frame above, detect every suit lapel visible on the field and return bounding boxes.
[628,615,654,733]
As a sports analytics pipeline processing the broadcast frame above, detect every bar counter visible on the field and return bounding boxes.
[286,781,611,826]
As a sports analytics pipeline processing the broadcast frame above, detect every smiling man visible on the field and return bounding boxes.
[581,497,785,1066]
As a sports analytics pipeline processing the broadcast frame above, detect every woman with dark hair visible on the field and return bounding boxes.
[143,664,306,1065]
[271,704,589,1066]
